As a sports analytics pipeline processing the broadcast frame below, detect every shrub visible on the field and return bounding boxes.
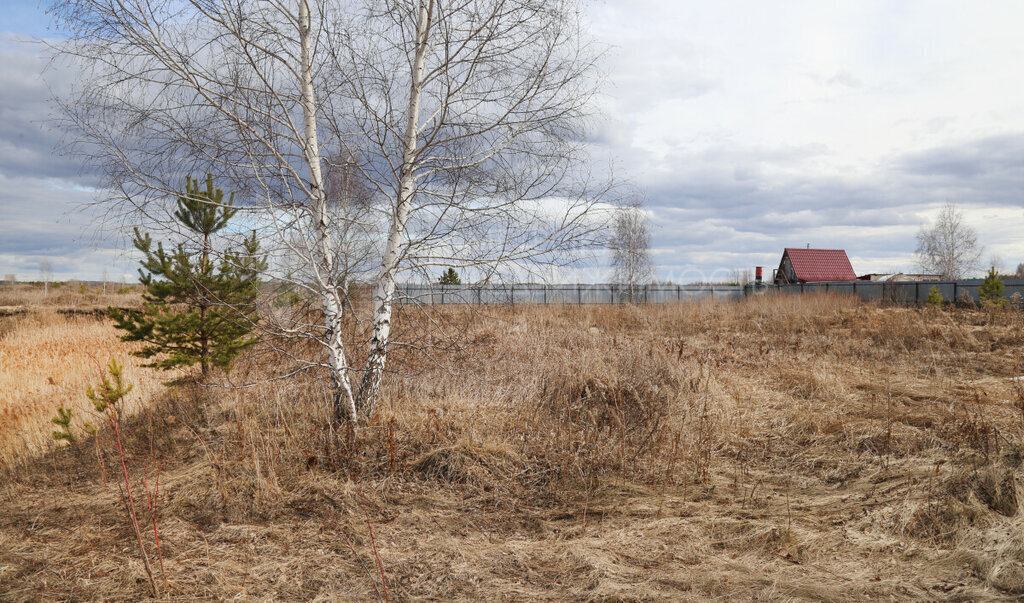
[274,289,305,308]
[87,359,163,596]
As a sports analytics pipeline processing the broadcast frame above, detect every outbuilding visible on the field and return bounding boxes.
[774,248,857,284]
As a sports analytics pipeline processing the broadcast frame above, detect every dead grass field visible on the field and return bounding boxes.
[3,292,1024,601]
[0,297,162,469]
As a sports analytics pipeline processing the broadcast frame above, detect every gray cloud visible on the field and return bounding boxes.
[0,35,87,183]
[621,135,1024,279]
[0,171,136,280]
[3,7,1024,284]
[895,133,1024,196]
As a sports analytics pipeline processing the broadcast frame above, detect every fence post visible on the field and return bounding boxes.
[953,282,957,304]
[915,282,920,306]
[510,283,514,306]
[677,284,681,302]
[543,284,547,305]
[578,284,582,305]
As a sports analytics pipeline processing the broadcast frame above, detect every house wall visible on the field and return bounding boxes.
[775,255,797,284]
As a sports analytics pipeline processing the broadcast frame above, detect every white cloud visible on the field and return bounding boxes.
[584,0,1024,279]
[2,3,1024,282]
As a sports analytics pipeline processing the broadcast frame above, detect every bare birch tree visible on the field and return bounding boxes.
[40,259,53,298]
[609,199,653,302]
[51,0,610,424]
[915,202,983,280]
[728,268,752,286]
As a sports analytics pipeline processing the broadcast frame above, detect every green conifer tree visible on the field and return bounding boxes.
[87,358,134,413]
[438,268,462,285]
[926,285,943,306]
[979,267,1007,307]
[51,406,76,445]
[110,175,267,377]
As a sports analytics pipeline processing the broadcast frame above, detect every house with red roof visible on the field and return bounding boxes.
[773,248,857,284]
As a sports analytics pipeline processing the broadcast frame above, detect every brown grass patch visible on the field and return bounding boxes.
[0,310,164,469]
[4,293,1024,599]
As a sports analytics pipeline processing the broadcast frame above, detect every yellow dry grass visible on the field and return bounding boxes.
[0,281,142,309]
[0,310,163,469]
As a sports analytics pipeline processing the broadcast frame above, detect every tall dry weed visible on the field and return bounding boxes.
[527,342,679,482]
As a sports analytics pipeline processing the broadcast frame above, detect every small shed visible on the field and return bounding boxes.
[774,248,856,284]
[857,273,942,282]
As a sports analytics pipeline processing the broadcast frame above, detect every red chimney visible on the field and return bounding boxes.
[755,266,763,283]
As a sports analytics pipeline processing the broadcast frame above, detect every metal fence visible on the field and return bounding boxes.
[773,279,1024,305]
[396,283,743,305]
[396,279,1024,306]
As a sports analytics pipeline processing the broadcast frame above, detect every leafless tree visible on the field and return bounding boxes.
[609,199,654,302]
[915,202,983,280]
[40,259,53,298]
[51,0,610,424]
[1015,263,1024,279]
[989,255,1005,276]
[729,268,752,286]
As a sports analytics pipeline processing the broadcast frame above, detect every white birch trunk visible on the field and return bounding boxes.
[299,0,357,425]
[56,0,609,429]
[354,0,432,417]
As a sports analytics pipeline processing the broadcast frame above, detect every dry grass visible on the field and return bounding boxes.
[0,310,165,469]
[3,292,1024,600]
[0,281,142,310]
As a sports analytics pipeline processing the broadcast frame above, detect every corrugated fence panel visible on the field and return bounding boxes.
[396,284,744,305]
[774,279,1024,305]
[395,280,1024,307]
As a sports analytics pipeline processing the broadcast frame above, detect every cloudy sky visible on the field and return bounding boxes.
[2,1,1023,283]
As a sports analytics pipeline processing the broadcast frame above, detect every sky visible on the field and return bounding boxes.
[2,1,1023,283]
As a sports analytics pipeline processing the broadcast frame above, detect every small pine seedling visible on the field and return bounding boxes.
[86,358,134,414]
[51,406,76,445]
[926,285,943,307]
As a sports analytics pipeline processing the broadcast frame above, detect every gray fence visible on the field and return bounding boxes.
[397,283,743,305]
[397,279,1024,306]
[774,279,1024,305]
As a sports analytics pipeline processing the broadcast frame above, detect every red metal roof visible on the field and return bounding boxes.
[784,248,857,282]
